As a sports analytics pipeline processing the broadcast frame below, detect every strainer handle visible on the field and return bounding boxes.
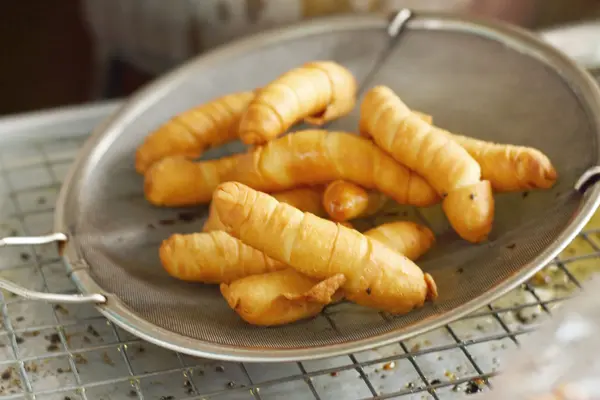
[0,233,107,304]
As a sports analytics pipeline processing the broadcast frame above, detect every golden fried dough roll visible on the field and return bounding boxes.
[213,182,438,314]
[238,61,357,145]
[360,86,494,243]
[322,180,388,222]
[144,154,241,206]
[437,129,557,192]
[203,186,326,232]
[164,218,432,286]
[203,200,228,232]
[160,231,285,283]
[228,130,439,207]
[220,270,345,326]
[364,222,434,261]
[272,187,326,217]
[135,91,254,173]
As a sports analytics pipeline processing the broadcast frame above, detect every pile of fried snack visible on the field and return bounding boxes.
[135,61,557,327]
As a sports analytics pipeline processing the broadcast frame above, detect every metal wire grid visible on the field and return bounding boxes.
[0,109,596,400]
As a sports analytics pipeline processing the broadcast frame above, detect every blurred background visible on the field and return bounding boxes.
[1,0,599,116]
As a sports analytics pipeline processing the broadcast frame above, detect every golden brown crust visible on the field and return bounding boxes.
[135,91,254,173]
[203,186,326,232]
[360,86,493,243]
[213,182,437,314]
[271,187,327,217]
[144,154,241,206]
[227,130,439,207]
[238,61,357,145]
[438,129,557,192]
[364,221,435,261]
[442,180,495,243]
[159,231,286,284]
[220,269,345,326]
[322,180,388,222]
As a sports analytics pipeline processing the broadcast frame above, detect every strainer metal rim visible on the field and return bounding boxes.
[54,12,600,362]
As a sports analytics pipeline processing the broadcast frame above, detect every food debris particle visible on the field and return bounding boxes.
[83,336,91,344]
[406,382,415,390]
[46,333,61,344]
[506,243,516,250]
[19,253,30,262]
[452,384,462,392]
[383,361,395,371]
[178,212,198,223]
[46,344,59,352]
[465,378,485,394]
[74,354,87,365]
[64,396,72,400]
[215,365,225,372]
[410,343,421,352]
[445,371,457,381]
[15,337,24,345]
[365,288,371,295]
[227,381,236,388]
[430,379,441,385]
[87,325,100,337]
[102,351,114,366]
[25,363,38,373]
[54,304,69,315]
[128,389,137,397]
[330,372,338,377]
[15,317,24,322]
[159,396,175,400]
[1,368,12,380]
[457,267,464,274]
[469,193,475,200]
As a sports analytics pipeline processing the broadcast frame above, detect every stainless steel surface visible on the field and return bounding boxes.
[42,11,600,362]
[0,66,598,398]
[0,233,67,247]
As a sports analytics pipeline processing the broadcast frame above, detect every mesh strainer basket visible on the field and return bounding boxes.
[2,10,600,362]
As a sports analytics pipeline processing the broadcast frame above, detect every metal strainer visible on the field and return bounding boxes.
[2,10,600,362]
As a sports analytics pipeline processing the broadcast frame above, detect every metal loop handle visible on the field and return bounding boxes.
[0,233,106,304]
[575,166,600,194]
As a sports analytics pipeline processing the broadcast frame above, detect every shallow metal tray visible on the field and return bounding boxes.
[2,11,600,363]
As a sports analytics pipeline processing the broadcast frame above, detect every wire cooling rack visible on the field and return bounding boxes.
[0,101,599,400]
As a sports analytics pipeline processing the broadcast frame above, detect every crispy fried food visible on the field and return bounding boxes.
[360,86,494,243]
[238,61,357,145]
[272,187,326,217]
[322,180,388,222]
[144,154,241,206]
[228,130,439,207]
[163,216,433,286]
[365,221,434,261]
[437,129,557,192]
[135,91,255,174]
[220,270,345,326]
[203,186,326,232]
[213,182,438,314]
[413,110,433,124]
[160,231,285,284]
